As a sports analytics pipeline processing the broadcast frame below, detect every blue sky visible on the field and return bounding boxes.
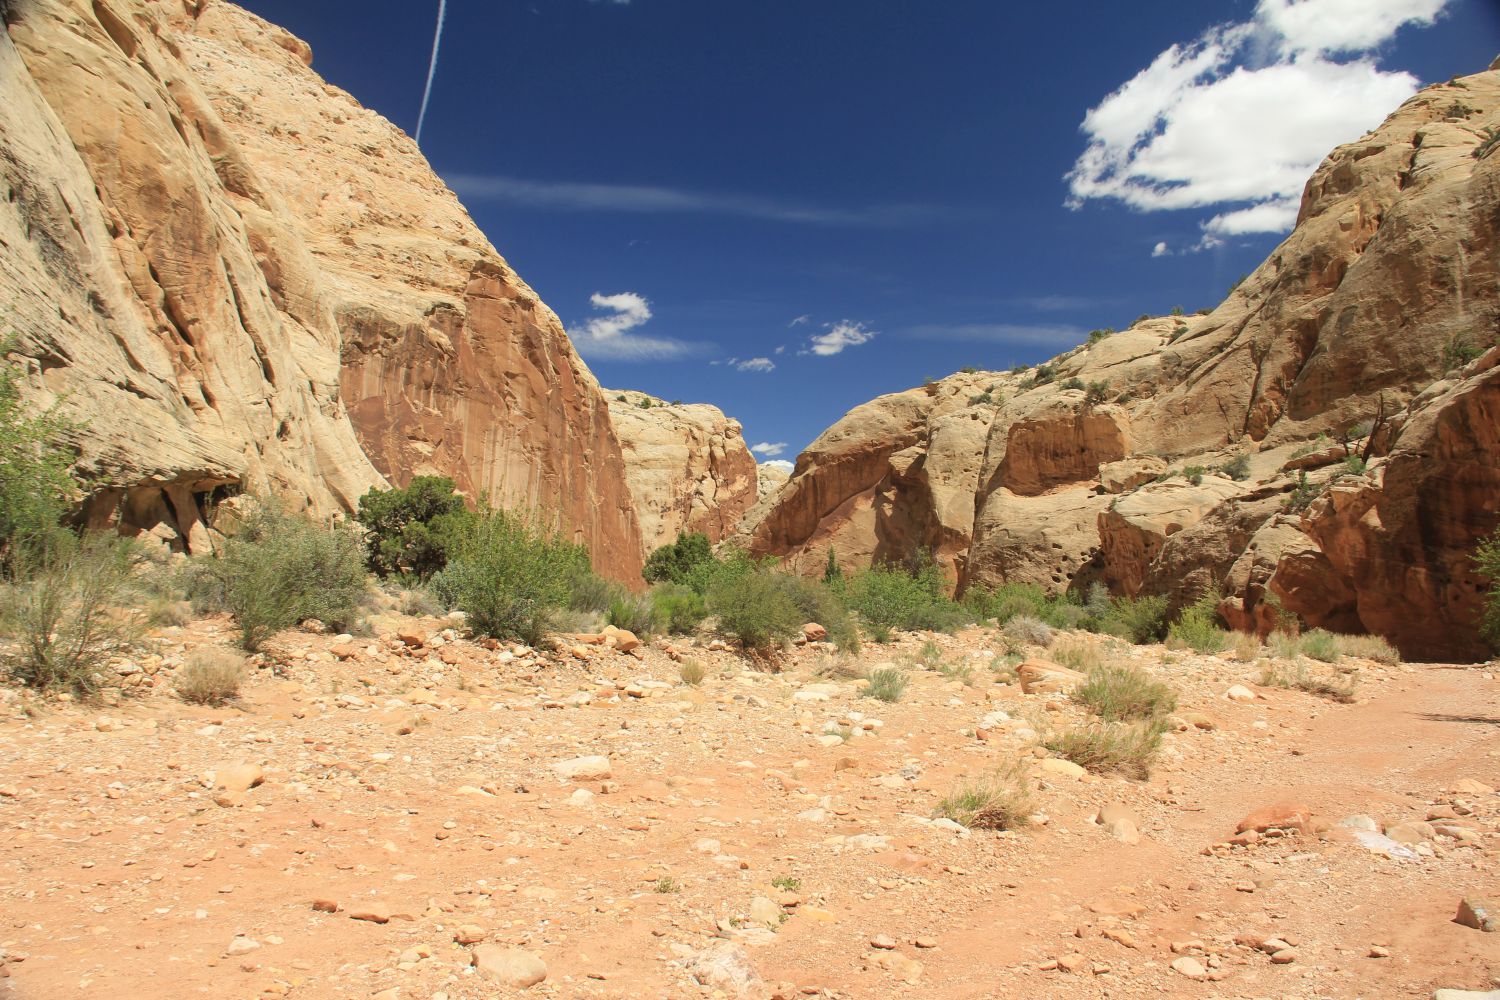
[242,0,1498,467]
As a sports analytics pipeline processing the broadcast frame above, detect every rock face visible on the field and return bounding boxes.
[0,0,643,578]
[604,391,758,555]
[738,373,998,581]
[748,65,1500,659]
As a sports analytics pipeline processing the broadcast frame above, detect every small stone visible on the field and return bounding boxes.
[209,762,264,794]
[225,936,261,957]
[553,755,612,781]
[1270,948,1297,964]
[1235,802,1314,835]
[348,904,391,924]
[453,924,486,945]
[1170,956,1207,979]
[1456,897,1498,932]
[311,898,339,913]
[869,934,897,950]
[1225,684,1256,702]
[1038,758,1086,779]
[912,937,938,949]
[1054,953,1086,974]
[471,945,548,988]
[1367,946,1390,958]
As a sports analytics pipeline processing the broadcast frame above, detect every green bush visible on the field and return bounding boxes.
[1443,332,1483,370]
[1,535,141,696]
[439,507,588,646]
[1075,663,1177,722]
[1221,453,1252,481]
[607,593,657,637]
[209,503,368,652]
[774,573,859,652]
[706,570,802,654]
[0,342,77,573]
[1099,594,1170,644]
[642,531,714,588]
[1299,628,1342,662]
[1475,527,1500,651]
[354,476,472,579]
[1045,720,1166,780]
[651,584,708,635]
[1166,592,1231,654]
[1002,614,1054,648]
[1084,380,1111,405]
[846,558,968,634]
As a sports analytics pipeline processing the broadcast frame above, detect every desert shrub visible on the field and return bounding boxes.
[1002,614,1053,648]
[1051,639,1103,673]
[1476,126,1500,161]
[436,506,587,647]
[845,559,967,634]
[678,658,707,686]
[1284,470,1320,512]
[175,648,245,706]
[969,391,993,406]
[206,503,368,652]
[1166,592,1231,654]
[864,665,908,702]
[564,569,626,615]
[774,574,859,652]
[706,570,802,654]
[0,343,77,573]
[1231,630,1262,661]
[1299,628,1342,663]
[1181,465,1207,486]
[1104,594,1170,644]
[354,476,472,580]
[642,531,714,588]
[1443,332,1483,371]
[1087,328,1113,346]
[1075,663,1176,722]
[1341,454,1368,477]
[397,585,444,618]
[1221,453,1252,481]
[1,535,142,696]
[1267,630,1303,660]
[1044,720,1166,780]
[1336,633,1400,665]
[145,595,192,628]
[607,593,657,637]
[652,584,708,635]
[1478,527,1500,651]
[934,760,1034,830]
[1259,660,1356,703]
[1084,380,1111,405]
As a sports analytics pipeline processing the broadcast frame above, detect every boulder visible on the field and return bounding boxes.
[471,945,548,988]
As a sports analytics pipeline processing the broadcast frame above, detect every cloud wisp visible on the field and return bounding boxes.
[1066,0,1448,243]
[414,0,447,146]
[905,322,1089,346]
[566,292,698,362]
[804,321,877,357]
[762,459,795,474]
[734,357,776,373]
[751,442,789,458]
[447,175,945,228]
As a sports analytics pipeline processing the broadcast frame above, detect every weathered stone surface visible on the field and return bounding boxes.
[605,391,758,554]
[471,945,548,988]
[1,0,643,578]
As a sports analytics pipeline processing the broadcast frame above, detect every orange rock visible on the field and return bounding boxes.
[1235,802,1315,835]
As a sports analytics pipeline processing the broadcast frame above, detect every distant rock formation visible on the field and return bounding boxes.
[604,391,758,555]
[747,65,1500,660]
[0,0,643,578]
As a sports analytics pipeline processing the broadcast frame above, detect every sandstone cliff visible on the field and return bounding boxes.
[749,66,1500,659]
[0,0,644,578]
[604,390,758,555]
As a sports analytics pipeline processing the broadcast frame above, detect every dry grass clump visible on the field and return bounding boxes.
[1259,660,1356,703]
[1044,720,1166,780]
[811,653,865,680]
[1074,663,1176,722]
[1231,630,1262,661]
[933,759,1034,830]
[1051,639,1104,673]
[1330,632,1401,665]
[864,665,909,703]
[678,658,707,686]
[175,648,246,706]
[1002,615,1054,649]
[145,596,192,628]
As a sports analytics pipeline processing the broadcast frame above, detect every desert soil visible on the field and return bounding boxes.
[0,613,1496,999]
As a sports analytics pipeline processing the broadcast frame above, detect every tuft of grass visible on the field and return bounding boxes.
[1335,633,1400,665]
[934,759,1034,831]
[175,648,246,706]
[939,659,977,686]
[864,666,909,703]
[397,586,443,618]
[653,876,681,894]
[1074,663,1176,722]
[917,638,945,667]
[1003,615,1054,648]
[1231,630,1262,661]
[1259,660,1356,703]
[1299,628,1341,663]
[1044,721,1166,780]
[771,875,801,892]
[1051,639,1103,673]
[678,658,707,686]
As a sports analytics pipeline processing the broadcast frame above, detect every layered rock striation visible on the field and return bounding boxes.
[0,0,643,577]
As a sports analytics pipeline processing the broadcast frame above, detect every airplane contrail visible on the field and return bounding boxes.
[414,0,447,145]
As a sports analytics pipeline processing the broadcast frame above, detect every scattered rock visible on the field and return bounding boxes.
[553,755,612,781]
[471,945,548,988]
[684,942,761,994]
[1456,897,1498,932]
[1170,956,1207,979]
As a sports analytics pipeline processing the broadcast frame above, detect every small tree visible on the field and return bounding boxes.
[822,548,842,585]
[0,342,77,574]
[642,531,714,588]
[355,475,471,579]
[1476,526,1500,651]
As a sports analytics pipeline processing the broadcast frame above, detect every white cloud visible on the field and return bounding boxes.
[448,175,942,227]
[1152,241,1171,257]
[751,441,788,457]
[906,322,1087,346]
[773,345,786,355]
[1067,0,1447,237]
[789,315,811,327]
[735,357,776,373]
[567,292,696,362]
[806,320,876,357]
[762,459,794,474]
